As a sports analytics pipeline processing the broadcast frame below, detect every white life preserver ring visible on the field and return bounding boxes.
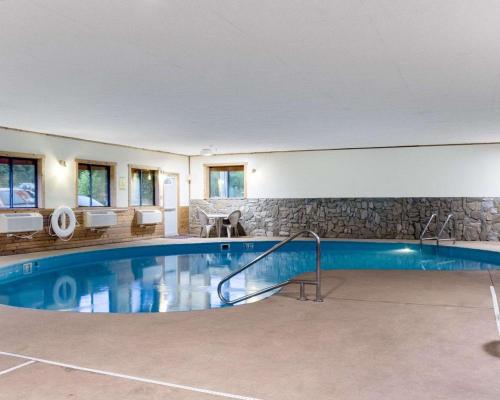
[52,275,77,307]
[51,206,76,239]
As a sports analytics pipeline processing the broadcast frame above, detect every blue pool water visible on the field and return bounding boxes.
[0,241,499,313]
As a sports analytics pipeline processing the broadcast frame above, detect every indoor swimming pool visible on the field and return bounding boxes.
[0,241,499,313]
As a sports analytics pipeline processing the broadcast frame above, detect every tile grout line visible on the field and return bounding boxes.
[489,286,500,336]
[0,360,36,377]
[0,351,262,400]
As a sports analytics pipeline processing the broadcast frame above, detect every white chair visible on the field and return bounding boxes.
[223,210,241,238]
[198,209,214,238]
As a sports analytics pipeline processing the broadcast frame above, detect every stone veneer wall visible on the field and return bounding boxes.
[190,198,500,241]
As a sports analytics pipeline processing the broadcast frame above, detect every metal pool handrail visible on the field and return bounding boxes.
[437,214,456,245]
[217,230,323,305]
[420,213,456,246]
[420,213,438,245]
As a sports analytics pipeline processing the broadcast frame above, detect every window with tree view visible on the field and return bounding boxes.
[78,163,110,207]
[0,157,38,208]
[208,165,244,198]
[130,168,156,206]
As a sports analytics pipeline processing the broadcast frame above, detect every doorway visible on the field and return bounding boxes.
[163,174,179,236]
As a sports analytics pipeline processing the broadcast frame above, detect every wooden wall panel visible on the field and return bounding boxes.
[178,206,189,235]
[0,208,164,256]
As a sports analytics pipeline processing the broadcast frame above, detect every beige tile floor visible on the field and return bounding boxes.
[0,238,500,400]
[0,362,224,400]
[0,355,28,372]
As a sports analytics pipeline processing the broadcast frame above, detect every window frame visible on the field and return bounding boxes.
[0,153,43,209]
[77,163,111,207]
[128,165,160,207]
[75,159,116,208]
[204,163,247,199]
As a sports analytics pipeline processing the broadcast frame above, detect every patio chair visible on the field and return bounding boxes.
[222,210,241,238]
[198,209,214,238]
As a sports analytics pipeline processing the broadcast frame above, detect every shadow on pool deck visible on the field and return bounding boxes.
[483,340,500,359]
[0,269,499,400]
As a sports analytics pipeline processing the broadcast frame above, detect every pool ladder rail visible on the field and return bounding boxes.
[217,230,323,305]
[420,213,456,246]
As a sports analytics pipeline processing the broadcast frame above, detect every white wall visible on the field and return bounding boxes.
[0,127,189,208]
[4,126,499,204]
[190,144,500,199]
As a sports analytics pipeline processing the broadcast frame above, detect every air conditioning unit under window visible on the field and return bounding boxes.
[0,213,43,233]
[136,209,162,225]
[83,211,118,228]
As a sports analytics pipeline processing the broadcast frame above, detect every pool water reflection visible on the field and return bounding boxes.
[0,251,297,312]
[1,241,499,313]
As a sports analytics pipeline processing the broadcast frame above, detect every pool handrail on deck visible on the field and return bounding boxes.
[437,214,456,245]
[420,213,456,246]
[420,213,438,245]
[217,230,323,305]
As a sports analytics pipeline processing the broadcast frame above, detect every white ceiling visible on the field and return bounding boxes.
[1,1,500,155]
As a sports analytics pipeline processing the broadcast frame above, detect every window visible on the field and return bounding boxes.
[208,165,245,198]
[130,168,156,206]
[77,163,110,207]
[0,156,38,208]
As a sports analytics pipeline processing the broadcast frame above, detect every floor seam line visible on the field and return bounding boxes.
[325,296,491,309]
[0,351,262,400]
[0,360,36,377]
[489,285,500,336]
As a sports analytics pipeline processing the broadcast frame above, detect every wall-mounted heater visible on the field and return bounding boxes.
[136,209,162,225]
[83,211,118,229]
[0,213,43,234]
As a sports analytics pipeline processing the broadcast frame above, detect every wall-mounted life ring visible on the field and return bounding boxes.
[51,206,77,239]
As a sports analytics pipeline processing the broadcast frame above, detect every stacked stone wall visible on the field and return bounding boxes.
[190,198,500,241]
